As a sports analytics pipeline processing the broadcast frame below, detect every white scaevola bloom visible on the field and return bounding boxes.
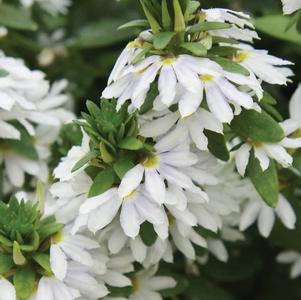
[139,108,223,151]
[277,251,301,278]
[281,0,301,14]
[97,220,148,263]
[233,44,293,85]
[118,140,201,205]
[235,119,301,176]
[50,229,100,280]
[77,186,168,239]
[103,54,262,123]
[289,84,301,125]
[105,265,176,300]
[202,8,259,42]
[0,277,16,300]
[53,131,90,181]
[197,238,229,263]
[20,0,72,15]
[49,172,92,224]
[240,194,296,237]
[31,276,81,300]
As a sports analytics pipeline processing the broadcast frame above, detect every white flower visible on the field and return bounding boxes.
[50,229,99,280]
[0,277,16,300]
[20,0,72,15]
[202,8,259,42]
[53,131,90,181]
[240,194,296,237]
[235,119,301,176]
[281,0,301,14]
[118,141,201,204]
[289,84,301,125]
[103,54,261,123]
[233,44,293,85]
[139,108,223,151]
[277,251,301,278]
[124,265,176,300]
[32,276,80,300]
[77,186,168,239]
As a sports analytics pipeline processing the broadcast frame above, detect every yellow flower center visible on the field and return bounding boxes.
[142,155,159,169]
[248,140,263,148]
[127,40,142,49]
[52,230,64,244]
[200,74,214,82]
[161,57,177,65]
[233,52,250,63]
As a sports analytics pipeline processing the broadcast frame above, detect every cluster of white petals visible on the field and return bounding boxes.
[20,0,72,15]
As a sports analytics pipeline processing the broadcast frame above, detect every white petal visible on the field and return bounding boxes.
[120,201,141,238]
[178,92,203,117]
[118,165,144,198]
[254,147,270,171]
[145,169,166,204]
[264,144,293,168]
[258,206,275,238]
[275,195,296,230]
[239,200,261,231]
[235,143,251,176]
[159,65,177,105]
[50,245,67,280]
[289,84,301,120]
[0,278,16,300]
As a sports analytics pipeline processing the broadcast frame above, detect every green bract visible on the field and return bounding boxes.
[0,197,63,299]
[73,99,155,197]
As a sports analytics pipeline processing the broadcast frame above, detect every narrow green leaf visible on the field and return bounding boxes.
[118,19,149,30]
[153,32,176,50]
[210,57,250,75]
[0,253,14,273]
[173,0,186,32]
[188,22,231,33]
[14,265,36,300]
[119,137,144,150]
[114,159,135,179]
[88,168,117,197]
[131,45,152,64]
[180,42,207,56]
[13,241,26,266]
[139,0,162,34]
[38,223,64,242]
[162,0,171,30]
[208,46,238,56]
[247,152,279,208]
[204,130,229,162]
[33,253,51,273]
[139,82,159,114]
[231,109,285,143]
[71,151,98,173]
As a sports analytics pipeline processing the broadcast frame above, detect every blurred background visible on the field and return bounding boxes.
[1,1,301,299]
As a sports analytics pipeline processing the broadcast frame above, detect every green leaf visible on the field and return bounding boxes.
[139,0,162,34]
[0,253,14,273]
[119,137,144,150]
[13,241,26,266]
[140,221,157,246]
[231,109,285,143]
[255,15,301,46]
[188,22,231,33]
[180,42,207,55]
[208,46,239,57]
[173,0,186,33]
[204,130,229,162]
[210,57,250,76]
[38,223,64,241]
[88,168,117,197]
[4,125,38,160]
[153,32,176,50]
[114,159,135,179]
[139,82,159,114]
[33,253,51,273]
[0,3,37,31]
[71,151,98,173]
[247,152,279,208]
[14,265,36,300]
[118,19,149,30]
[0,69,9,77]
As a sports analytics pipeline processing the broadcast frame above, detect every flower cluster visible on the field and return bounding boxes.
[20,0,72,16]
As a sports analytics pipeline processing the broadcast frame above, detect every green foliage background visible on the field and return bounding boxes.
[1,0,301,299]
